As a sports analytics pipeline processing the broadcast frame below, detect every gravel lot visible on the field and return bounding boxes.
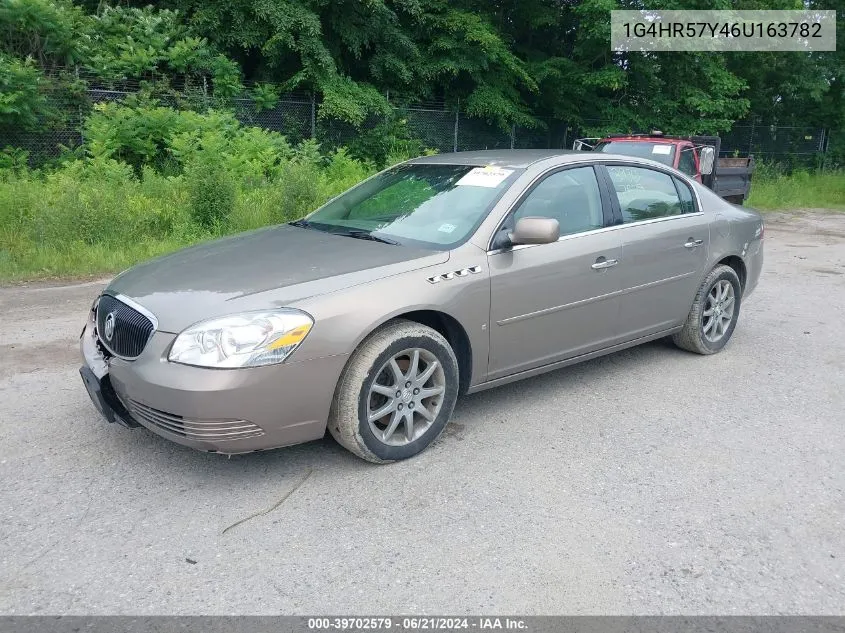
[1,211,844,615]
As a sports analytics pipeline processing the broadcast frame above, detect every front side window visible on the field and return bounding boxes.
[301,163,522,250]
[606,166,683,223]
[513,166,604,236]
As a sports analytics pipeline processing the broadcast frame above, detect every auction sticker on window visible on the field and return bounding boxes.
[457,166,513,188]
[652,145,672,155]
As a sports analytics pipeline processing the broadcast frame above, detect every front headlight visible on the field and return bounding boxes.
[168,309,313,368]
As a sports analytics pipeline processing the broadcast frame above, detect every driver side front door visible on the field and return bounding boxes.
[487,165,623,381]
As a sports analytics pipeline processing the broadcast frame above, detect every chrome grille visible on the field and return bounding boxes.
[96,294,155,359]
[125,399,265,442]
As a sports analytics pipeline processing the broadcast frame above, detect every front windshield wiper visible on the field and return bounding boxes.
[339,230,400,246]
[290,220,399,245]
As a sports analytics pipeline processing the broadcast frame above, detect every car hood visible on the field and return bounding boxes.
[107,224,448,333]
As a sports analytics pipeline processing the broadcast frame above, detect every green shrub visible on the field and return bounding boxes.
[0,146,30,173]
[278,161,322,220]
[322,148,373,196]
[85,6,238,90]
[0,55,51,130]
[170,125,293,184]
[187,158,236,229]
[0,98,384,281]
[250,83,280,111]
[85,100,298,180]
[292,138,324,166]
[347,115,426,168]
[0,0,88,68]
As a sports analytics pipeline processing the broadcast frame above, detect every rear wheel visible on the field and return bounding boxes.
[673,265,742,355]
[328,320,459,463]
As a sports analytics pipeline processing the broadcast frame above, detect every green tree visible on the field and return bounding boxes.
[0,55,50,131]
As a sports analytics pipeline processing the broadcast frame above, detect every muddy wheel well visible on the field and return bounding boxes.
[718,255,747,292]
[396,310,472,395]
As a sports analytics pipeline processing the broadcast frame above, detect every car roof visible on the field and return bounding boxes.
[408,149,581,169]
[406,149,680,172]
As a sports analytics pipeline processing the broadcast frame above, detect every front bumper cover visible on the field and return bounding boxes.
[80,317,348,454]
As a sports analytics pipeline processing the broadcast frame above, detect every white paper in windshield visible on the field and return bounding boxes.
[457,166,514,188]
[652,145,672,155]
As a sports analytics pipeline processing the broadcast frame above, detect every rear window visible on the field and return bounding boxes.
[594,141,676,167]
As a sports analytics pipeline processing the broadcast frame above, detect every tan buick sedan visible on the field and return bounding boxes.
[80,150,764,462]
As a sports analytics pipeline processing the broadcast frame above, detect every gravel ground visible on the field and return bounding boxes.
[1,211,844,615]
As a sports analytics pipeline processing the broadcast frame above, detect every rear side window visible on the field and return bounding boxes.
[673,177,696,214]
[606,166,682,223]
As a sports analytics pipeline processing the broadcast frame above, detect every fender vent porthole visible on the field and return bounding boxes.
[427,266,482,284]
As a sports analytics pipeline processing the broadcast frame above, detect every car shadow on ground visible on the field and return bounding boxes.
[106,337,689,477]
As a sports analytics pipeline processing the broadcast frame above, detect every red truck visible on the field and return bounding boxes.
[573,133,754,205]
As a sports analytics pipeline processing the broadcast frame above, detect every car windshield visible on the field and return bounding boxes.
[594,141,676,167]
[297,163,522,250]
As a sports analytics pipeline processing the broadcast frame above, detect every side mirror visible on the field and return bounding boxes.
[572,138,598,151]
[699,146,715,175]
[510,217,560,246]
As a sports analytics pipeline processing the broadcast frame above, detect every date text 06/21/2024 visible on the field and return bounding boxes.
[306,617,528,630]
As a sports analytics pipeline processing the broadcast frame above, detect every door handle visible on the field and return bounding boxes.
[591,258,618,270]
[684,239,704,248]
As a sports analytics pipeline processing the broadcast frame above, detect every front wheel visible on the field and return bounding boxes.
[328,320,459,463]
[673,265,742,355]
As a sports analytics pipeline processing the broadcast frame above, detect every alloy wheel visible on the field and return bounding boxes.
[366,348,446,446]
[702,280,736,343]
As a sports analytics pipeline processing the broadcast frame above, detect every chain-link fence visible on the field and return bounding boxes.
[719,121,831,168]
[0,84,836,169]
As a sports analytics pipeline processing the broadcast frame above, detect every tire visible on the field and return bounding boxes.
[673,265,742,355]
[328,319,460,463]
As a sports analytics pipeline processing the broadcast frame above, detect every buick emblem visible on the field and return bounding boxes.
[104,312,116,342]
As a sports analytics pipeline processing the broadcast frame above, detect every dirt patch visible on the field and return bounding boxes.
[0,341,80,379]
[762,211,845,242]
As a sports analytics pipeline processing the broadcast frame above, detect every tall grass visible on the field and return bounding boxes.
[0,152,375,282]
[746,170,845,211]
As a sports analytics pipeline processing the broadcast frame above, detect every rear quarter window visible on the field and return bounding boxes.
[606,165,683,222]
[673,177,697,214]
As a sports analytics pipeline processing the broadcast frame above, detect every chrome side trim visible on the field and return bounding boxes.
[485,156,706,252]
[497,289,619,325]
[496,270,696,326]
[487,213,706,256]
[615,211,705,228]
